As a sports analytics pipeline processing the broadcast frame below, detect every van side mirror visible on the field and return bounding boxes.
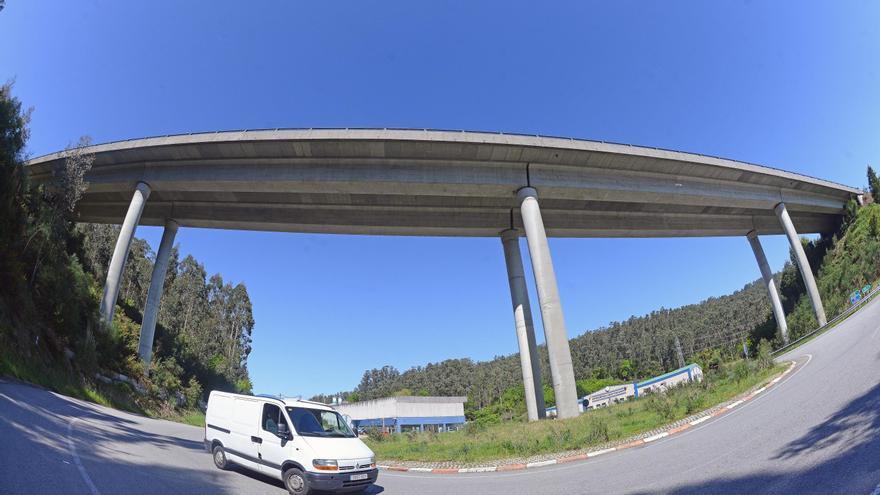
[277,423,291,439]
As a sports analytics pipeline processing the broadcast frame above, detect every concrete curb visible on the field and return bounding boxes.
[378,361,797,475]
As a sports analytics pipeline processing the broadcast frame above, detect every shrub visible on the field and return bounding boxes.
[646,393,675,419]
[729,360,750,382]
[682,388,705,414]
[756,340,773,370]
[463,421,488,436]
[364,427,387,443]
[183,377,203,408]
[586,417,610,443]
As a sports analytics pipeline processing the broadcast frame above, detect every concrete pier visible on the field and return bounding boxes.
[100,182,150,327]
[747,230,789,343]
[501,229,546,421]
[775,202,827,327]
[138,219,179,367]
[516,187,579,420]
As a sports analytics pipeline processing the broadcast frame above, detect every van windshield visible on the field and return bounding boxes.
[286,407,355,438]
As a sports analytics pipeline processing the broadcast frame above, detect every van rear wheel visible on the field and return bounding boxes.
[212,445,228,470]
[283,467,310,495]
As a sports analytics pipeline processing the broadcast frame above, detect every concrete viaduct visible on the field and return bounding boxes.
[26,129,861,421]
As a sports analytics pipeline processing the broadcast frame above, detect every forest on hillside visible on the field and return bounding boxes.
[312,277,779,409]
[0,83,254,415]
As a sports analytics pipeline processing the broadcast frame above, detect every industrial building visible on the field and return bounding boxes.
[546,364,704,417]
[334,396,467,433]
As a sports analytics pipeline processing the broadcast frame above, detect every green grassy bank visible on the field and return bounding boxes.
[366,358,784,463]
[0,338,205,427]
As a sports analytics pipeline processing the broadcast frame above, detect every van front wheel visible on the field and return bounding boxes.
[212,445,228,470]
[283,467,310,495]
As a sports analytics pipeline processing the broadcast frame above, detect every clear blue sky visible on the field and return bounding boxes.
[3,1,878,398]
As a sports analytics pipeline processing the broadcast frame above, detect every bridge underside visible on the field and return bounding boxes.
[27,129,854,238]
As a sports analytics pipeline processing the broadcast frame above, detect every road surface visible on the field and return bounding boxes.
[2,296,879,494]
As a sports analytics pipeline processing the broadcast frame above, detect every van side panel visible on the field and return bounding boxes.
[206,392,262,473]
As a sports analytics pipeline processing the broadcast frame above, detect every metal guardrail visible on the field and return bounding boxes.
[772,284,880,356]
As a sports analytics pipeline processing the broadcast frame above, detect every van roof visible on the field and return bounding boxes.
[210,391,335,411]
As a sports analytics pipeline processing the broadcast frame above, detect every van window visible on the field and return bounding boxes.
[286,407,355,438]
[261,404,288,434]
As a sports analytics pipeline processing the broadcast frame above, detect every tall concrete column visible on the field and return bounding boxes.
[747,230,789,344]
[774,202,827,327]
[100,182,151,327]
[138,219,179,366]
[500,229,546,421]
[516,187,579,420]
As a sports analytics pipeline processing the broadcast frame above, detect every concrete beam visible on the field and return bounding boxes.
[774,202,827,327]
[138,219,179,367]
[500,229,546,421]
[747,230,789,343]
[516,187,579,420]
[100,182,150,327]
[73,199,838,238]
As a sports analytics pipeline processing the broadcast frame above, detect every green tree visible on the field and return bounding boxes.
[868,166,880,198]
[0,82,31,313]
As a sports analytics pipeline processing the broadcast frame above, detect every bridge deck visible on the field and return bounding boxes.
[25,129,859,237]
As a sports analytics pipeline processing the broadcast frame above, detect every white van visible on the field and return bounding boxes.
[205,391,378,494]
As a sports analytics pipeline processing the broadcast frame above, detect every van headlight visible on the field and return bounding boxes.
[313,459,338,471]
[369,456,376,467]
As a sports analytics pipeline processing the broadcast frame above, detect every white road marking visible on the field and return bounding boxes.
[526,459,557,468]
[408,467,433,472]
[726,400,744,410]
[458,466,496,473]
[66,418,101,495]
[587,448,616,457]
[643,432,669,443]
[689,416,711,426]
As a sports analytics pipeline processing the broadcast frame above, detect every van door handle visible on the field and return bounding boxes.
[251,436,263,444]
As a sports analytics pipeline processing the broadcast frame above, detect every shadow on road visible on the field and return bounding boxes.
[628,382,880,494]
[228,464,385,494]
[0,379,386,494]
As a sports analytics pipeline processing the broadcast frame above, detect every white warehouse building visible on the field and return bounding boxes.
[334,396,467,433]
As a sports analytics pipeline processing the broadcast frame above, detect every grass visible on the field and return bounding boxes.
[0,343,205,428]
[773,286,880,357]
[365,360,785,463]
[168,409,207,427]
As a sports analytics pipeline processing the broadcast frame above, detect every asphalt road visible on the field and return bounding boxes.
[2,296,879,495]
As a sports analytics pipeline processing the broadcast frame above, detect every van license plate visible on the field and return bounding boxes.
[351,473,369,481]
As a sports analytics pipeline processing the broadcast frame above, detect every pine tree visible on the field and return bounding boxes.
[868,166,880,198]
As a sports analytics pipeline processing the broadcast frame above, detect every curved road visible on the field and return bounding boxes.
[2,296,879,494]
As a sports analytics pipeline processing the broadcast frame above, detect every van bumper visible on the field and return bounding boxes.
[305,468,378,492]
